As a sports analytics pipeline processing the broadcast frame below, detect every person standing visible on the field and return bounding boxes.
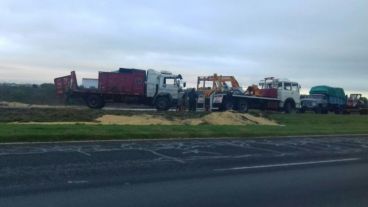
[188,88,198,112]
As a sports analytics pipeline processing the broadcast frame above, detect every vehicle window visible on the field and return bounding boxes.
[284,82,292,90]
[164,78,175,85]
[278,82,283,89]
[259,82,265,89]
[205,81,212,89]
[292,83,299,91]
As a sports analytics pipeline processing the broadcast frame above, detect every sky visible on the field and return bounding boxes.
[0,0,367,95]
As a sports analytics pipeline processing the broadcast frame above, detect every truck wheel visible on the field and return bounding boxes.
[221,100,234,111]
[237,100,249,113]
[321,108,329,114]
[298,107,305,113]
[360,109,368,115]
[86,95,105,109]
[155,97,170,111]
[314,106,322,114]
[334,107,343,114]
[284,101,294,114]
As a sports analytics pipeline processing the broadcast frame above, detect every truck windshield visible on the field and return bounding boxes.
[259,81,277,89]
[164,78,175,85]
[292,83,299,91]
[164,77,182,87]
[284,82,292,90]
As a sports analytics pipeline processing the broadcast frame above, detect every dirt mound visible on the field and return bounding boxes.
[197,112,277,125]
[0,101,31,108]
[96,111,278,126]
[0,101,85,109]
[96,114,174,125]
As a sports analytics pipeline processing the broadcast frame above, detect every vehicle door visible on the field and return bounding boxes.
[161,77,179,99]
[291,82,301,107]
[278,82,293,104]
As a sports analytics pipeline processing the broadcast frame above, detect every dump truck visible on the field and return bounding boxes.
[197,76,301,113]
[54,68,186,110]
[300,86,346,114]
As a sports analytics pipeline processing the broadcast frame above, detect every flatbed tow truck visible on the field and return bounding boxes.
[197,75,301,113]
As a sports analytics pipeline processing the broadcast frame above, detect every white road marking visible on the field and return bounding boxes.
[144,149,186,164]
[67,180,89,184]
[214,157,361,171]
[76,149,91,157]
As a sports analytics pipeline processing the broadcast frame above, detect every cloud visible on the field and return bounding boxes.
[0,0,367,95]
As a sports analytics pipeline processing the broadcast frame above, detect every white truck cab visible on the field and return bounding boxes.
[259,78,301,112]
[146,69,185,110]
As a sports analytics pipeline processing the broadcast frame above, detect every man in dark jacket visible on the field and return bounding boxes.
[188,88,198,112]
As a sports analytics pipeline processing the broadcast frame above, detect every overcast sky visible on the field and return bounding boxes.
[0,0,367,95]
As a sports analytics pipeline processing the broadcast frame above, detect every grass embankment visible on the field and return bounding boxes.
[0,108,207,122]
[0,108,367,142]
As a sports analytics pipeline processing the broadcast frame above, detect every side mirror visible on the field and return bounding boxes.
[183,82,187,88]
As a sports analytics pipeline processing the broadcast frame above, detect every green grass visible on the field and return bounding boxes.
[0,112,367,142]
[0,108,209,122]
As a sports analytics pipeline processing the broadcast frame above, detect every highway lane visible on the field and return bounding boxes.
[0,136,368,206]
[2,162,368,207]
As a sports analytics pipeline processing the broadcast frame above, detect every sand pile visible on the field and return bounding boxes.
[96,114,174,125]
[0,101,81,109]
[96,111,278,126]
[0,101,54,108]
[0,101,31,108]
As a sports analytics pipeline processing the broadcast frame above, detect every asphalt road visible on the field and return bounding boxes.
[1,136,368,207]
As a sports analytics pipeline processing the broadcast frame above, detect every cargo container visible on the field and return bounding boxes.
[55,68,186,110]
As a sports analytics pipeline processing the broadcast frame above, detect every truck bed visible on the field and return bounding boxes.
[99,69,146,96]
[233,94,280,101]
[55,69,147,97]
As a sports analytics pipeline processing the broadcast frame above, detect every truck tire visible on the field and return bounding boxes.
[86,95,105,109]
[298,107,305,113]
[321,107,329,114]
[220,100,234,111]
[360,108,368,115]
[314,106,322,114]
[284,101,294,114]
[155,97,170,111]
[334,106,343,114]
[237,100,249,113]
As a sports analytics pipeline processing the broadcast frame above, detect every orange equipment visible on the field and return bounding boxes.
[245,85,262,96]
[347,94,367,108]
[197,74,241,97]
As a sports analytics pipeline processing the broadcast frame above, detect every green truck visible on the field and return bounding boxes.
[300,86,347,114]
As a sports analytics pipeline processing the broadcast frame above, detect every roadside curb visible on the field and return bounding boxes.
[1,134,368,145]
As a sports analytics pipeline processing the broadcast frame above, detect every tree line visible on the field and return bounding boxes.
[0,83,62,105]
